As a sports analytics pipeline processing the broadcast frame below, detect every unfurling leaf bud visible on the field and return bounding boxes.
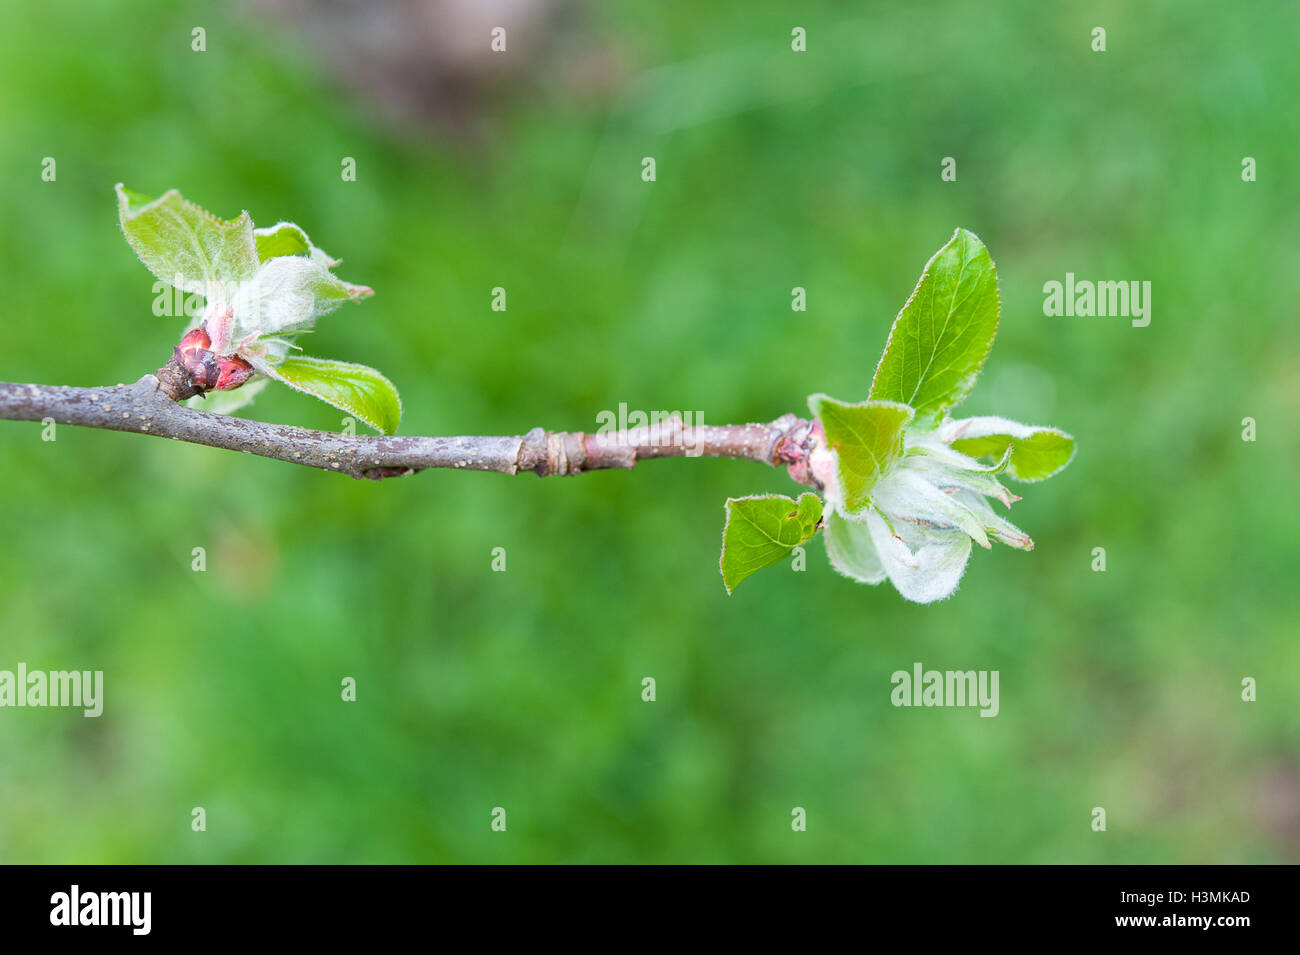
[120,185,399,427]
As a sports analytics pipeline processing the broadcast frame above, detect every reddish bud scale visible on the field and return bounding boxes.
[174,327,219,391]
[177,327,210,353]
[173,326,254,393]
[214,356,254,391]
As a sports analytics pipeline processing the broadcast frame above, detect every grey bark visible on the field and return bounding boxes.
[0,364,816,482]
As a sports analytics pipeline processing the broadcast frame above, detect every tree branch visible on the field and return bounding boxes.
[0,366,818,482]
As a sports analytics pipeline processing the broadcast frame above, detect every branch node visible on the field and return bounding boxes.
[547,431,590,476]
[518,426,549,475]
[154,357,205,403]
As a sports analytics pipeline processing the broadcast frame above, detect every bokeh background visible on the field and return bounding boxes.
[1,0,1297,863]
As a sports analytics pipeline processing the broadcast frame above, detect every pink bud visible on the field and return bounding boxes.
[173,327,219,390]
[177,327,211,353]
[214,355,254,391]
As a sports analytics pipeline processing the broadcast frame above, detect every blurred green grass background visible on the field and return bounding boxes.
[1,0,1297,863]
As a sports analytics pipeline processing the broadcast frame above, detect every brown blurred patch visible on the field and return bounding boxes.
[1250,763,1300,857]
[244,0,628,137]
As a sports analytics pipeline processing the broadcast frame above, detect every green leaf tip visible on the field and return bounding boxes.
[720,493,823,595]
[943,417,1076,482]
[254,221,313,261]
[868,227,999,425]
[260,355,402,435]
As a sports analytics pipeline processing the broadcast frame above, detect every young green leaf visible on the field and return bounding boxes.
[807,394,913,514]
[943,416,1076,482]
[721,493,823,594]
[868,228,999,424]
[258,356,402,435]
[254,222,312,261]
[116,184,259,294]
